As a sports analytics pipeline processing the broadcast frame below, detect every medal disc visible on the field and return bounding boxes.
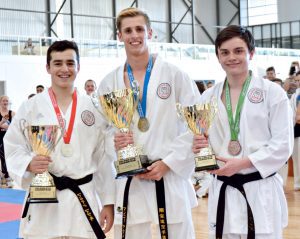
[228,140,241,156]
[138,117,150,132]
[61,143,73,157]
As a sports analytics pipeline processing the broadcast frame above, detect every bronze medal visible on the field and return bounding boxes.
[138,117,150,132]
[61,143,73,157]
[228,140,241,156]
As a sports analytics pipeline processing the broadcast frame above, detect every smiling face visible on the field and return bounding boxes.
[46,49,80,90]
[217,37,254,78]
[118,15,152,57]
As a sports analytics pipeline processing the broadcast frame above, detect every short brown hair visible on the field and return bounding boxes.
[215,25,255,56]
[116,7,151,32]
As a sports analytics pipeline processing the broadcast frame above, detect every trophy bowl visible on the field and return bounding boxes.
[98,88,150,178]
[21,122,62,203]
[177,100,219,171]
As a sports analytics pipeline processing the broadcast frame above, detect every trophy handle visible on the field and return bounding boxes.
[19,118,32,152]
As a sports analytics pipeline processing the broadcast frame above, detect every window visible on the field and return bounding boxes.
[240,0,278,26]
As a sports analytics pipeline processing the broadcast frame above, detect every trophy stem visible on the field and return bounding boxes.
[29,172,58,203]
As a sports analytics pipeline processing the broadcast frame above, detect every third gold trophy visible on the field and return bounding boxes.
[177,99,219,171]
[97,88,150,178]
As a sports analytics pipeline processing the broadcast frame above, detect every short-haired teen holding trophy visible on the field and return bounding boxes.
[4,40,115,239]
[98,7,200,239]
[193,25,293,239]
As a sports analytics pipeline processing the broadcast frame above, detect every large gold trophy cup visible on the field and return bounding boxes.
[21,120,62,203]
[99,88,150,178]
[177,100,219,171]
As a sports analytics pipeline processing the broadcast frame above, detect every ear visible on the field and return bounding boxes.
[147,28,153,40]
[249,50,255,60]
[77,63,80,72]
[117,32,123,42]
[46,64,50,74]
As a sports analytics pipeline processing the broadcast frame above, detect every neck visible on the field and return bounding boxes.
[0,107,8,113]
[51,85,74,103]
[227,71,249,89]
[127,52,150,71]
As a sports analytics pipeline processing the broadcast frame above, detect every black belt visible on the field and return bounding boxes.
[121,176,168,239]
[216,172,275,239]
[22,173,106,239]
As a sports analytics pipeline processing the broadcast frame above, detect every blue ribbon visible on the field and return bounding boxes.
[126,56,153,118]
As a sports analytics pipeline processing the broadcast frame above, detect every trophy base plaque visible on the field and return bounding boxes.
[194,147,219,172]
[115,155,151,178]
[29,185,58,203]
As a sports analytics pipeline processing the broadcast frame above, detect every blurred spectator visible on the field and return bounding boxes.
[272,78,283,87]
[266,66,276,81]
[36,85,44,94]
[28,93,36,99]
[0,95,15,188]
[206,81,214,89]
[284,70,300,98]
[196,81,205,94]
[24,38,35,55]
[84,79,96,95]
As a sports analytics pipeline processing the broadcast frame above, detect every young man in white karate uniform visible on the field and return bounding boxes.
[193,25,294,239]
[5,40,115,239]
[98,7,200,239]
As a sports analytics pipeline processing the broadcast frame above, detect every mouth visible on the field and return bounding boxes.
[130,41,142,46]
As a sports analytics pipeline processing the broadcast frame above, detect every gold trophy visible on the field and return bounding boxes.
[20,120,62,203]
[177,100,219,171]
[97,88,150,178]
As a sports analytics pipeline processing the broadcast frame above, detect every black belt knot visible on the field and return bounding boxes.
[215,172,275,239]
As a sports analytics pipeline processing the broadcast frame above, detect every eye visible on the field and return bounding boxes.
[220,51,228,56]
[235,48,244,54]
[124,28,132,34]
[136,26,144,33]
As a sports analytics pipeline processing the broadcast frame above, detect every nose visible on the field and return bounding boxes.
[60,63,69,71]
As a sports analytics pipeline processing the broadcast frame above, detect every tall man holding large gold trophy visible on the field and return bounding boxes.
[98,7,200,239]
[4,40,115,239]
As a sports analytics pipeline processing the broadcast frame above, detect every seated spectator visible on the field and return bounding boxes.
[36,85,44,94]
[84,79,96,95]
[24,38,35,55]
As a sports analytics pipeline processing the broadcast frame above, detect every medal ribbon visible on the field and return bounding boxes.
[127,55,153,118]
[48,88,77,144]
[225,72,252,140]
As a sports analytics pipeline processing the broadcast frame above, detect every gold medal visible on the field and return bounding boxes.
[228,140,241,156]
[61,143,73,157]
[138,117,150,132]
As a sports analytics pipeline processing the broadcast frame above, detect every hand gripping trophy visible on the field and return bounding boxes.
[93,88,150,178]
[177,99,219,171]
[20,120,62,203]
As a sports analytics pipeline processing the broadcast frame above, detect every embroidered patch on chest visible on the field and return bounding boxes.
[81,110,95,126]
[247,88,264,103]
[157,83,171,99]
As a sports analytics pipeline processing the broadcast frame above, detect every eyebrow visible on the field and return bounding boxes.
[52,59,76,63]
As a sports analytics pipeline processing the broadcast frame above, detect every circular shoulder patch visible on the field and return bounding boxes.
[247,88,264,103]
[81,110,95,126]
[157,83,171,99]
